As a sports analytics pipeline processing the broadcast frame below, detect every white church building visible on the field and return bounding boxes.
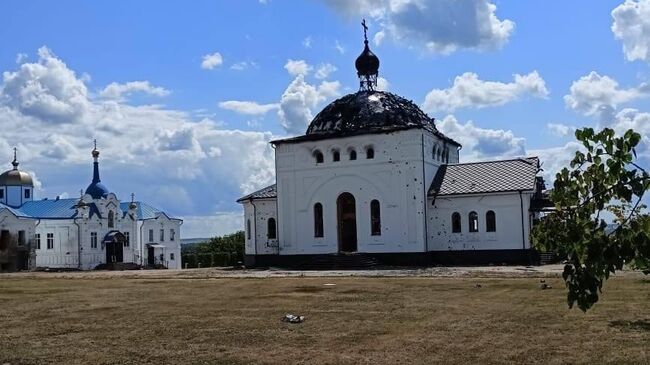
[0,146,182,271]
[238,26,549,268]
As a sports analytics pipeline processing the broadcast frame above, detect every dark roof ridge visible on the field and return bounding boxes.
[445,156,539,167]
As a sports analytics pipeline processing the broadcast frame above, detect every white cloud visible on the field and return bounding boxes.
[322,0,514,54]
[377,77,389,91]
[0,46,277,239]
[436,115,526,161]
[423,71,548,113]
[230,61,258,71]
[0,46,90,124]
[612,0,650,62]
[99,81,170,100]
[303,36,313,48]
[201,52,223,70]
[546,123,575,137]
[278,75,341,134]
[284,59,312,76]
[529,141,584,184]
[15,53,27,64]
[218,100,280,115]
[315,63,337,79]
[335,40,345,54]
[564,71,649,120]
[180,212,244,238]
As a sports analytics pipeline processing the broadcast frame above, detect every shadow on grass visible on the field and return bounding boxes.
[609,319,650,332]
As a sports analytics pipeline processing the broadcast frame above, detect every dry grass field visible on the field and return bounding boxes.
[0,271,649,365]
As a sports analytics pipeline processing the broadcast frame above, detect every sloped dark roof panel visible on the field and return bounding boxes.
[428,157,540,196]
[237,184,277,203]
[271,91,460,146]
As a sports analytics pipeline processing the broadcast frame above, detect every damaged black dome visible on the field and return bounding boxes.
[306,90,438,136]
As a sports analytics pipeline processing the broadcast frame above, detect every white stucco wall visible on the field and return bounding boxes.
[138,215,182,269]
[427,191,534,251]
[243,199,278,255]
[270,129,453,255]
[0,210,36,270]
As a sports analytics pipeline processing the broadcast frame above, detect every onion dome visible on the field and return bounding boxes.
[307,91,449,138]
[84,141,110,199]
[356,19,380,91]
[0,148,33,187]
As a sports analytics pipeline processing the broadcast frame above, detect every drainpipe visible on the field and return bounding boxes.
[420,133,428,253]
[250,199,258,256]
[73,218,82,270]
[139,220,145,267]
[519,191,526,251]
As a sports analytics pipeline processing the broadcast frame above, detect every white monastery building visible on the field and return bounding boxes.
[238,25,550,268]
[0,146,182,271]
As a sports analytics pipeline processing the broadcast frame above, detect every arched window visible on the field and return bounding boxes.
[366,147,374,159]
[432,145,438,160]
[313,150,324,164]
[247,219,251,239]
[314,203,324,237]
[370,200,381,236]
[349,150,357,160]
[108,211,115,228]
[332,150,340,162]
[469,211,479,232]
[486,210,496,232]
[451,212,461,233]
[267,218,277,239]
[444,149,449,163]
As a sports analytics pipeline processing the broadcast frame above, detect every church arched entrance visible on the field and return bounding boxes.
[337,192,357,252]
[104,231,125,264]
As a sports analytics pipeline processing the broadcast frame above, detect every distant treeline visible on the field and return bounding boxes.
[181,231,245,268]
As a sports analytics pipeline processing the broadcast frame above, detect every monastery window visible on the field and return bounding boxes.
[332,150,340,162]
[35,233,41,250]
[18,231,25,246]
[170,253,175,261]
[451,213,461,233]
[170,229,176,241]
[432,145,438,160]
[0,230,8,250]
[486,210,496,232]
[148,229,154,242]
[90,232,98,249]
[469,211,479,233]
[314,203,324,238]
[366,147,375,159]
[370,200,381,236]
[267,218,277,239]
[124,232,130,247]
[247,219,251,240]
[24,188,30,199]
[0,189,4,199]
[46,233,54,250]
[349,149,357,160]
[160,229,165,242]
[108,211,115,228]
[313,150,324,164]
[445,149,450,163]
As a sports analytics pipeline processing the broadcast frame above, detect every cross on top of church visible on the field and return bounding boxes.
[362,19,368,43]
[131,193,135,203]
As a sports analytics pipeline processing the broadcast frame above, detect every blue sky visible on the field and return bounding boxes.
[1,0,650,238]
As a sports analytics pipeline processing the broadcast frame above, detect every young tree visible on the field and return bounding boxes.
[532,127,650,311]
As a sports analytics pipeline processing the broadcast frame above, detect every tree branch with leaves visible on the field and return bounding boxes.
[531,127,650,312]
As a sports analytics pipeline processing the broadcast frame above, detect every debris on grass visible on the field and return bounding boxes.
[282,314,305,323]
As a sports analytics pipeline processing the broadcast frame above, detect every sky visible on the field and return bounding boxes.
[2,0,650,238]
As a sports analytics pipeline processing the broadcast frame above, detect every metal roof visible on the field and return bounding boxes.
[428,157,540,197]
[0,203,30,218]
[120,201,174,220]
[19,198,80,219]
[237,184,277,203]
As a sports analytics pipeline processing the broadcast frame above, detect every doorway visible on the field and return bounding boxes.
[337,192,357,252]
